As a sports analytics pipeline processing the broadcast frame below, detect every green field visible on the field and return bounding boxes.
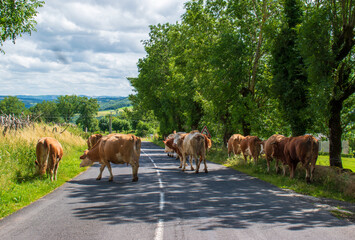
[96,106,132,118]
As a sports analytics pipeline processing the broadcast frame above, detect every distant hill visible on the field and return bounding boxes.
[0,95,131,110]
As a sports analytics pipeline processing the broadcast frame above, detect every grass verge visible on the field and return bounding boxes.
[0,124,87,219]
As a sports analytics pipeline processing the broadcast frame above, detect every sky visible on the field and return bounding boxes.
[0,0,186,97]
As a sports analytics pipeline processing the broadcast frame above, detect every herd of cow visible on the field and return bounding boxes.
[34,130,319,184]
[165,131,319,183]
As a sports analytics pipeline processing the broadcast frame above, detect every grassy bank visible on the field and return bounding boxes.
[0,124,87,219]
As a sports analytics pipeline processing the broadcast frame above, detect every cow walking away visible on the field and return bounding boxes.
[177,131,208,173]
[227,134,245,157]
[80,133,141,182]
[240,136,263,164]
[35,137,63,181]
[283,135,319,183]
[264,134,287,174]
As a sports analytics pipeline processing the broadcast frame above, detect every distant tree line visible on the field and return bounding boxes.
[0,95,158,137]
[129,0,354,167]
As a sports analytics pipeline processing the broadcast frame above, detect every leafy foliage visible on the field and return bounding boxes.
[0,0,44,53]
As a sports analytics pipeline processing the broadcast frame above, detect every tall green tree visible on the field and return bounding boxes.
[76,97,100,132]
[271,0,309,136]
[56,95,80,123]
[0,0,44,53]
[299,0,355,167]
[0,96,26,116]
[29,100,61,123]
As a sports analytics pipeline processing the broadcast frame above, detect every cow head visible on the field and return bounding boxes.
[79,150,93,167]
[35,159,47,175]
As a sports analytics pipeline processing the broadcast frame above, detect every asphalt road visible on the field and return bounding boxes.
[0,141,354,240]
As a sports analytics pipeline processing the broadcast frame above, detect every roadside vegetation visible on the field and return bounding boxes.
[0,124,87,219]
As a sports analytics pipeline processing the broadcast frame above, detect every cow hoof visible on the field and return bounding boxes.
[96,178,101,181]
[205,169,208,173]
[195,171,199,174]
[132,177,138,182]
[109,178,113,182]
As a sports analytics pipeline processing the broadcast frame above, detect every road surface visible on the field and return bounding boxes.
[0,141,354,240]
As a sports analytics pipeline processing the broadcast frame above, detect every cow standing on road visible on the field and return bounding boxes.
[36,137,63,181]
[80,133,141,182]
[177,131,208,173]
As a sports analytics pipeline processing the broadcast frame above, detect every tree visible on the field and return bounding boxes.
[76,97,100,132]
[271,0,309,136]
[98,117,109,132]
[0,0,44,53]
[56,95,80,123]
[29,100,61,123]
[299,0,355,167]
[0,96,26,116]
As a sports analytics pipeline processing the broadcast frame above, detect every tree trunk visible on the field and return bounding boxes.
[328,98,343,168]
[242,120,251,136]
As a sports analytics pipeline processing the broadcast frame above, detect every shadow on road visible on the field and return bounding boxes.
[68,142,352,231]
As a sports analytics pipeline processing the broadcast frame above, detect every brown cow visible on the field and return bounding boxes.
[80,133,141,182]
[87,133,103,150]
[264,134,287,174]
[164,133,177,157]
[227,134,245,157]
[283,135,319,183]
[240,136,263,164]
[35,137,63,181]
[178,131,208,173]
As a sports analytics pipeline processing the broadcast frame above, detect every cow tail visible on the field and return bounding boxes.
[43,139,50,170]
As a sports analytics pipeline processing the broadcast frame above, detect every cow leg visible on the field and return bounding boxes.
[178,155,183,168]
[189,156,194,171]
[195,155,202,174]
[243,154,248,164]
[289,162,297,179]
[97,164,106,180]
[266,157,271,172]
[131,162,139,182]
[182,154,187,172]
[203,158,208,173]
[53,162,59,181]
[106,162,114,181]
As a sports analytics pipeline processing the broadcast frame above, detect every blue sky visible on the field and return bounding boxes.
[0,0,186,97]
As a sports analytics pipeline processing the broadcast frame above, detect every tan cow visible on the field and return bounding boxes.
[80,133,141,182]
[164,133,177,157]
[283,135,319,183]
[240,135,263,164]
[177,131,208,173]
[227,134,245,157]
[35,137,63,181]
[264,134,287,173]
[87,133,103,150]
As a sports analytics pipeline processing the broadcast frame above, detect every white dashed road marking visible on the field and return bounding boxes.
[142,150,164,240]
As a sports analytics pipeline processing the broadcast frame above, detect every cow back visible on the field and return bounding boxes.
[183,132,206,157]
[99,134,141,165]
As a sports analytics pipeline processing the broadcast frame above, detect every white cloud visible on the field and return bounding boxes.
[0,0,186,96]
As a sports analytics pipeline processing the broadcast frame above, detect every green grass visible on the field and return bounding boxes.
[0,124,87,219]
[206,147,355,203]
[317,155,355,171]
